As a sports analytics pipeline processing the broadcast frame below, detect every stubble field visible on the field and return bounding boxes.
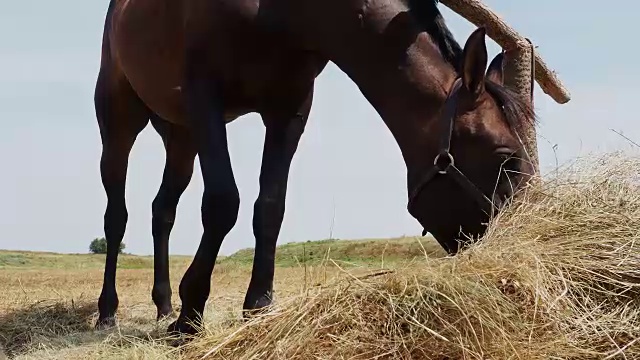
[0,237,442,359]
[3,151,640,359]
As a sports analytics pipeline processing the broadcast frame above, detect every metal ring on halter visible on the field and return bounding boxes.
[433,151,454,174]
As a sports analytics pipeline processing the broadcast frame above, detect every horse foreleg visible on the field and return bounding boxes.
[243,91,313,316]
[150,117,197,320]
[167,67,239,336]
[94,69,150,329]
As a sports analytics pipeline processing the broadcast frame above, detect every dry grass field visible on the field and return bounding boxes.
[2,150,640,359]
[0,237,444,359]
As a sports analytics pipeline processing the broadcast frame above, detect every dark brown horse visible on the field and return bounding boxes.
[95,0,535,335]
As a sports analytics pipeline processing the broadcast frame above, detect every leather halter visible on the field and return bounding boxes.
[407,41,536,237]
[406,77,498,221]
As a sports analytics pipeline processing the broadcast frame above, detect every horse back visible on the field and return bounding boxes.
[101,0,325,124]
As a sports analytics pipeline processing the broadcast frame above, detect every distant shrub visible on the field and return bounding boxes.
[89,237,125,254]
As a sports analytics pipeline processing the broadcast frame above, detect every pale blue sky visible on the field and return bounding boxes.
[0,1,635,255]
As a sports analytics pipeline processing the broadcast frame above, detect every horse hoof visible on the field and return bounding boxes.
[242,297,273,320]
[242,307,271,321]
[167,318,199,338]
[95,316,116,330]
[157,306,174,321]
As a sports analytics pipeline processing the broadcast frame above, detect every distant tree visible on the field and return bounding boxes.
[89,237,125,254]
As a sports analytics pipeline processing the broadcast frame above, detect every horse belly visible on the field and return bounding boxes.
[111,0,187,124]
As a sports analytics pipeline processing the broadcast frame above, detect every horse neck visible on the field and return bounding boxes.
[329,40,460,188]
[288,0,461,187]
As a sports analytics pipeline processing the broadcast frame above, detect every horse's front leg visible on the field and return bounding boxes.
[149,116,197,321]
[168,65,239,336]
[243,91,313,316]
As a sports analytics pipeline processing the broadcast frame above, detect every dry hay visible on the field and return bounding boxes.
[0,299,96,357]
[181,150,640,360]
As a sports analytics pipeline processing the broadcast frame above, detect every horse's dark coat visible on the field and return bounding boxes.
[94,0,535,335]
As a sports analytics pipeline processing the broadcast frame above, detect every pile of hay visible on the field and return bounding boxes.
[185,151,640,359]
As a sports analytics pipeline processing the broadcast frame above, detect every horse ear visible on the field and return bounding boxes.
[461,27,488,97]
[486,52,504,85]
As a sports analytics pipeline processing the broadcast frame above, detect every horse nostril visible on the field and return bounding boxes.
[499,189,516,208]
[492,196,504,211]
[492,190,512,211]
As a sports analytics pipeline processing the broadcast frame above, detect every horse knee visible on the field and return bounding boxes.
[201,187,240,236]
[253,194,285,240]
[152,193,177,229]
[104,202,128,241]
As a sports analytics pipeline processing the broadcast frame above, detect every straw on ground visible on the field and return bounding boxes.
[2,150,640,359]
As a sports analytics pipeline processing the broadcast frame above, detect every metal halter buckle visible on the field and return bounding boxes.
[433,151,455,174]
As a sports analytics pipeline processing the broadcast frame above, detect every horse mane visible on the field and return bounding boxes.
[408,0,463,71]
[485,81,537,128]
[408,0,537,128]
